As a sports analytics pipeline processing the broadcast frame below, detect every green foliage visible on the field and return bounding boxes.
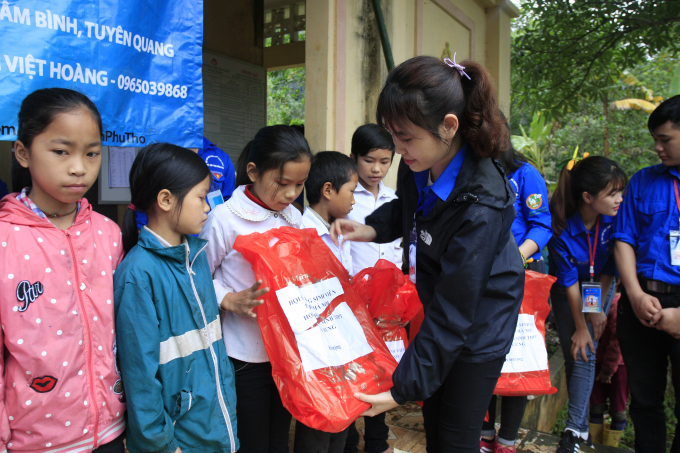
[267,67,305,126]
[512,52,678,183]
[511,111,553,175]
[551,402,569,435]
[670,60,680,97]
[513,0,680,117]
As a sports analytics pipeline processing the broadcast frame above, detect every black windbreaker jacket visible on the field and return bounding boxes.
[366,150,524,404]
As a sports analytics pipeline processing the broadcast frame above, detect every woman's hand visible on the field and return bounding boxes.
[629,291,662,327]
[354,391,399,417]
[586,312,607,341]
[570,327,594,362]
[651,308,680,339]
[220,280,269,318]
[330,219,376,246]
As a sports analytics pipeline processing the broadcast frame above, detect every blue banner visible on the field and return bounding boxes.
[0,0,203,147]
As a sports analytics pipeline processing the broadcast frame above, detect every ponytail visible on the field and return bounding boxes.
[235,141,253,187]
[458,61,509,159]
[122,207,139,255]
[549,156,627,236]
[376,55,508,159]
[548,166,574,237]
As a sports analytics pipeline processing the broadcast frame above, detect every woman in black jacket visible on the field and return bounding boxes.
[332,55,524,452]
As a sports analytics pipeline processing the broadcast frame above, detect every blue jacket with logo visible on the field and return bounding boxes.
[114,229,238,453]
[507,162,552,261]
[198,137,236,200]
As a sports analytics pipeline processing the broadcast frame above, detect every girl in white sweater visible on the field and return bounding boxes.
[200,125,312,453]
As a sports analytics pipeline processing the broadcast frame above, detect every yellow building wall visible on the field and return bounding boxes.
[305,0,518,190]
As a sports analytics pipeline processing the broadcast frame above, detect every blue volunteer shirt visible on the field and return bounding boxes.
[414,144,468,216]
[198,137,236,200]
[507,162,553,261]
[548,214,617,288]
[612,164,680,286]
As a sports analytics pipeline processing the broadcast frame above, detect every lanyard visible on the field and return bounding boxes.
[674,179,680,228]
[585,216,600,282]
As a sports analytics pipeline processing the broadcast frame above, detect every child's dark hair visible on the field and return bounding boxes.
[648,94,680,132]
[235,125,312,187]
[351,123,395,158]
[122,143,211,254]
[376,55,509,159]
[305,151,358,205]
[549,156,627,236]
[14,88,103,189]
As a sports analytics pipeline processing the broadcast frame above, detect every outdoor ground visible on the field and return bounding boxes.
[286,402,632,453]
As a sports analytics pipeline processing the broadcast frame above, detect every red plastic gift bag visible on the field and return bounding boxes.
[233,227,397,433]
[351,260,422,362]
[494,269,558,396]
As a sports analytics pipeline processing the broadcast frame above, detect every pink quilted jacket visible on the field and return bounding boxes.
[0,195,125,453]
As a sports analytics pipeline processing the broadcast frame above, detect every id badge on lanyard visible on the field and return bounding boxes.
[582,281,602,313]
[671,180,680,266]
[409,214,417,283]
[582,216,602,313]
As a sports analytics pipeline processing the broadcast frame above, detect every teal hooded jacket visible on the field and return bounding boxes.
[114,228,238,453]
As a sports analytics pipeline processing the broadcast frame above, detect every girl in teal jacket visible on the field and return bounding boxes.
[114,143,238,453]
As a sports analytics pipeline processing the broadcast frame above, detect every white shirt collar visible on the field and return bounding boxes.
[355,181,390,199]
[226,185,300,224]
[301,207,331,237]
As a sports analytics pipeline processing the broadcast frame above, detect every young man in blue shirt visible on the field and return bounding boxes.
[612,95,680,453]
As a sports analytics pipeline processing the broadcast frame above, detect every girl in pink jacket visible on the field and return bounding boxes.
[0,88,125,453]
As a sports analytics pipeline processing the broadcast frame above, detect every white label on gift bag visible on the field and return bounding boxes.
[385,340,405,363]
[294,302,373,372]
[501,313,549,374]
[275,277,344,334]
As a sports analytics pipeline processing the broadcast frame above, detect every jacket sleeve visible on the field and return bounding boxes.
[199,211,234,305]
[221,155,236,200]
[366,198,404,244]
[518,166,553,251]
[548,235,579,288]
[390,204,510,404]
[116,282,179,453]
[113,231,125,269]
[366,160,409,244]
[0,315,11,453]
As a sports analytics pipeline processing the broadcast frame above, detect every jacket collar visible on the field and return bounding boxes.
[566,213,613,236]
[428,149,514,214]
[137,227,208,264]
[226,185,300,224]
[414,144,468,204]
[0,194,92,228]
